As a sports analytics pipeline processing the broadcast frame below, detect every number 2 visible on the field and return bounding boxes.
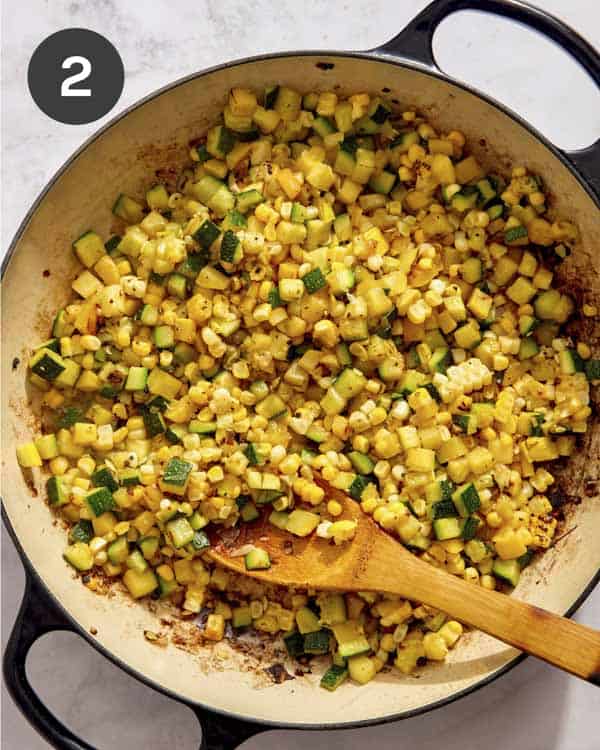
[61,56,92,97]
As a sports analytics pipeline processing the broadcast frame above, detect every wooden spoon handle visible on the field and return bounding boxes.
[366,542,600,683]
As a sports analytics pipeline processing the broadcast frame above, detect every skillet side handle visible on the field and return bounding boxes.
[372,0,600,79]
[3,570,95,750]
[373,0,600,195]
[194,707,268,750]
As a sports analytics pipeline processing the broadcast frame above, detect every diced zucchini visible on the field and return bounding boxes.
[161,458,193,494]
[35,434,58,460]
[320,664,349,691]
[138,536,160,561]
[85,487,115,516]
[70,520,94,544]
[91,467,119,493]
[123,568,158,599]
[73,231,105,268]
[327,268,355,296]
[239,499,260,522]
[138,304,159,326]
[52,309,73,338]
[335,368,366,399]
[429,347,450,374]
[189,420,217,435]
[113,193,144,224]
[47,476,68,505]
[348,474,376,501]
[585,359,600,381]
[254,489,285,505]
[283,630,305,658]
[518,337,539,360]
[125,366,148,391]
[339,318,368,342]
[167,273,187,299]
[167,517,195,548]
[303,629,331,655]
[452,483,480,517]
[433,517,462,540]
[312,116,335,138]
[236,189,264,214]
[296,606,321,634]
[146,184,169,211]
[432,498,458,520]
[301,267,326,294]
[559,349,584,375]
[452,412,478,435]
[336,343,352,367]
[191,530,211,552]
[220,230,243,263]
[505,225,528,244]
[368,170,396,194]
[207,125,236,158]
[63,542,94,571]
[451,187,478,212]
[245,547,271,570]
[255,393,287,419]
[332,621,370,658]
[173,342,197,364]
[29,348,66,382]
[153,325,175,349]
[232,606,253,628]
[107,536,129,564]
[126,549,149,573]
[492,558,521,587]
[476,178,497,207]
[461,257,483,284]
[333,213,352,242]
[461,516,480,541]
[119,469,141,486]
[286,509,320,537]
[194,219,221,250]
[305,425,328,443]
[319,593,347,625]
[347,451,374,475]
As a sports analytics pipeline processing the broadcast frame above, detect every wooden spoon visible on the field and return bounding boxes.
[208,481,600,684]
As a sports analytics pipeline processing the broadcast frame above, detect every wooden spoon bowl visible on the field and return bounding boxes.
[209,480,600,684]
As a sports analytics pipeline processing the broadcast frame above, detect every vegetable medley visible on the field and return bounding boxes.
[17,85,599,689]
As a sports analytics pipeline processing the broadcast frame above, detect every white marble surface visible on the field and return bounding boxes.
[2,1,600,748]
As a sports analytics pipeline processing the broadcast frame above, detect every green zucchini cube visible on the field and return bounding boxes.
[30,348,66,381]
[85,487,115,517]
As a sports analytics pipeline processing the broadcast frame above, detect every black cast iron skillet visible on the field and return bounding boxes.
[3,1,600,748]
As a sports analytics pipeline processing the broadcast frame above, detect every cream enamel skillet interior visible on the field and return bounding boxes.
[2,1,600,748]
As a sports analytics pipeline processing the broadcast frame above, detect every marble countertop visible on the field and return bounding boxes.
[2,1,599,748]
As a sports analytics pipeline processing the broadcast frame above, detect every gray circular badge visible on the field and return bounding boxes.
[28,28,124,125]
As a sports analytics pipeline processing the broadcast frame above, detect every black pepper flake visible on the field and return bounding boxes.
[12,357,20,371]
[42,269,50,277]
[316,61,334,70]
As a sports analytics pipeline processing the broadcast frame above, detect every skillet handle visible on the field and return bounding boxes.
[194,708,267,750]
[373,0,600,195]
[3,570,95,750]
[4,569,266,750]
